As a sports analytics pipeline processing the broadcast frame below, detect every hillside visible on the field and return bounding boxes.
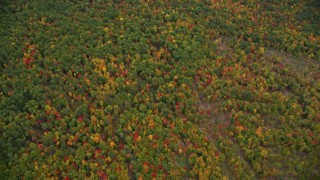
[0,0,319,179]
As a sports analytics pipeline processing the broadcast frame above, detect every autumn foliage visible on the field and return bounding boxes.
[0,0,319,179]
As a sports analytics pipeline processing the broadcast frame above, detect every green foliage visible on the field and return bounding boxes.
[0,0,319,179]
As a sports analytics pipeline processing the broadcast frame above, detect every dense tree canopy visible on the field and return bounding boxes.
[0,0,319,179]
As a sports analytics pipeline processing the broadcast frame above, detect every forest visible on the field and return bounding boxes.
[0,0,319,179]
